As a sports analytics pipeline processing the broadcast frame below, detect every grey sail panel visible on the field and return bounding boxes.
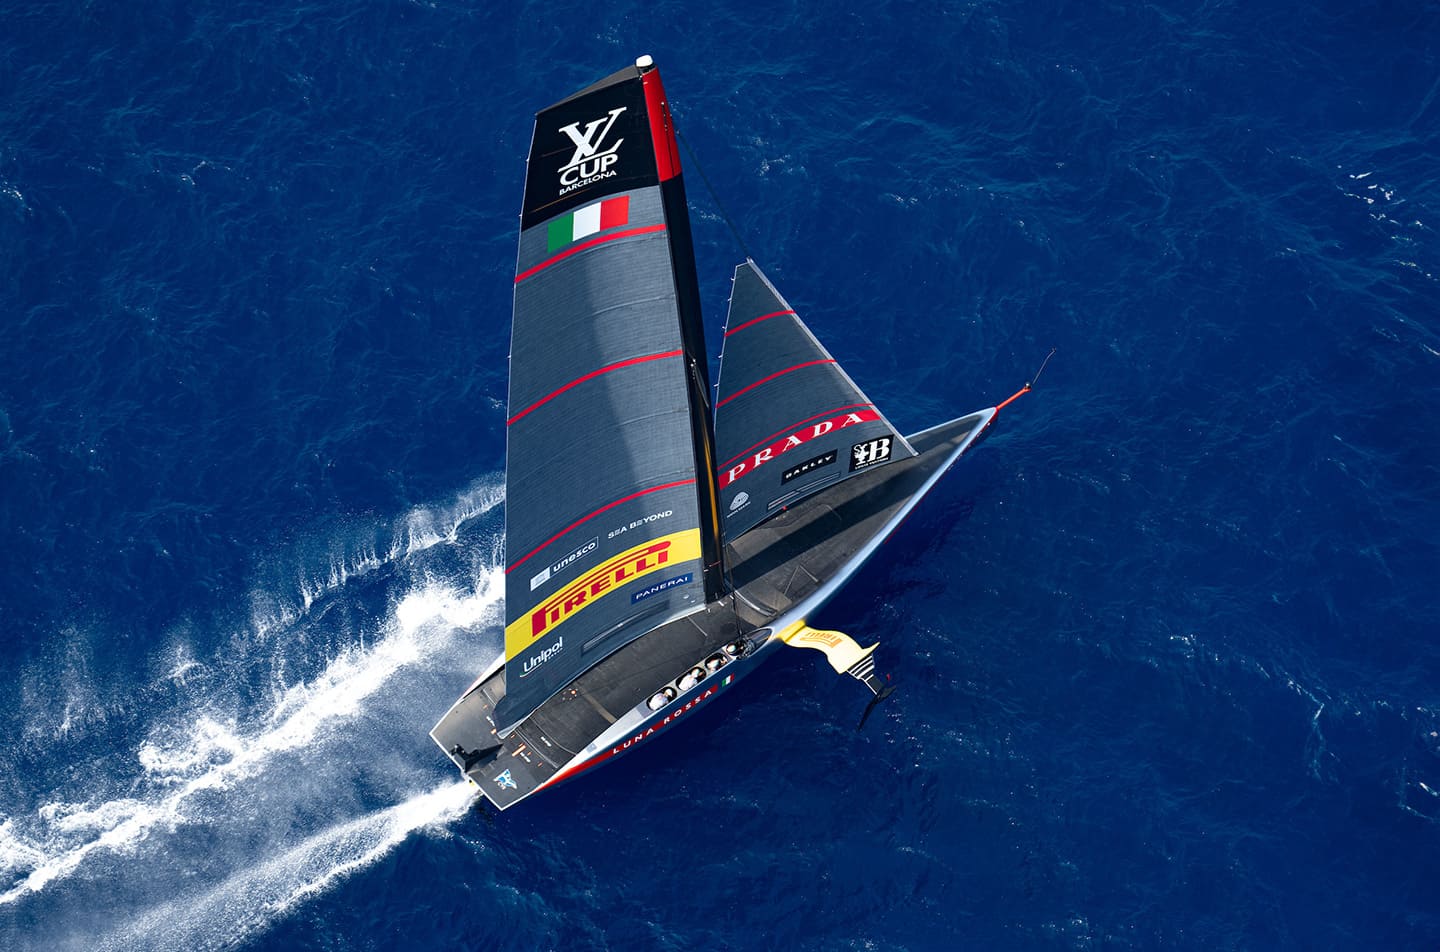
[714,261,915,542]
[497,65,712,734]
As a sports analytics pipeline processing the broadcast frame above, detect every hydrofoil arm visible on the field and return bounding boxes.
[776,621,896,728]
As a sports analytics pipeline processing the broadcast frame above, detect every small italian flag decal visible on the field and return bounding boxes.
[548,196,630,252]
[723,674,733,686]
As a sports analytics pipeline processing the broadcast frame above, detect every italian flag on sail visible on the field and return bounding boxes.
[547,195,630,252]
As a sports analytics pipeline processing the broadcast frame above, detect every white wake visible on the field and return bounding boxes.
[0,480,506,950]
[96,781,476,952]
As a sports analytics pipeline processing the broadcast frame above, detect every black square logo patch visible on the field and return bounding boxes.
[781,449,837,483]
[849,436,893,471]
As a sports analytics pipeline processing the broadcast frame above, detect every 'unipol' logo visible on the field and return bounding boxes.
[519,637,564,678]
[557,107,625,191]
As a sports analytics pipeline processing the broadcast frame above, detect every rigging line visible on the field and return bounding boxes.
[1029,347,1057,388]
[676,128,754,262]
[995,348,1058,413]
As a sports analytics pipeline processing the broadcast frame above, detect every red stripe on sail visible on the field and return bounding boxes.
[724,309,795,337]
[715,359,835,408]
[507,350,681,425]
[717,403,874,470]
[717,407,882,488]
[514,224,666,283]
[506,479,696,574]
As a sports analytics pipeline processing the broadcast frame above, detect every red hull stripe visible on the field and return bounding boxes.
[715,359,835,409]
[542,751,608,789]
[641,70,682,182]
[507,349,681,426]
[724,309,795,338]
[515,224,667,283]
[717,403,874,470]
[544,759,598,789]
[539,680,729,790]
[506,478,696,574]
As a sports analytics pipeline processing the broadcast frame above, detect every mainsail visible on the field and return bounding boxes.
[496,61,722,733]
[714,261,915,541]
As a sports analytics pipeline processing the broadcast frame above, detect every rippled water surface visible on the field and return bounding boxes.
[2,2,1437,949]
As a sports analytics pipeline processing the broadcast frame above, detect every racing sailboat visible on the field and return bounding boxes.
[431,56,1023,809]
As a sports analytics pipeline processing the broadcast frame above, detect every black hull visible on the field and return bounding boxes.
[431,409,994,809]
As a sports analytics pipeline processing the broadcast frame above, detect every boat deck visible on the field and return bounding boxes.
[430,412,990,807]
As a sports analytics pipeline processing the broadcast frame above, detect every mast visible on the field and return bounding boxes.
[637,59,725,603]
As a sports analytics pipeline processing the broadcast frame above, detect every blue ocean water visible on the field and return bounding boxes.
[2,0,1437,948]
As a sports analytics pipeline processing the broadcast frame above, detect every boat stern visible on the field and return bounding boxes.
[430,671,559,810]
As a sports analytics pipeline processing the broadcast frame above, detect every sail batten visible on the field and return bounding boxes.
[505,477,697,576]
[507,348,682,426]
[515,223,668,283]
[716,358,838,409]
[723,308,796,338]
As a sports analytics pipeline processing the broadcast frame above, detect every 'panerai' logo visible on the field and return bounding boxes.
[557,107,625,195]
[631,573,692,605]
[504,529,702,659]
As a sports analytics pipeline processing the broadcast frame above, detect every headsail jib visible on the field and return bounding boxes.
[496,59,722,734]
[713,261,916,542]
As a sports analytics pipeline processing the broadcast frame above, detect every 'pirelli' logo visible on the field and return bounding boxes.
[505,529,701,659]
